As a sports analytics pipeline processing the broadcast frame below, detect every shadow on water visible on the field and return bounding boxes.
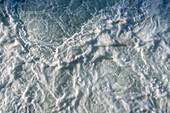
[0,0,4,4]
[0,10,10,26]
[15,0,25,2]
[13,62,25,80]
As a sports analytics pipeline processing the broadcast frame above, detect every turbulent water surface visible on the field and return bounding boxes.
[0,0,170,112]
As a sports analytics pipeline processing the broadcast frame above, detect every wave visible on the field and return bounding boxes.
[0,0,169,112]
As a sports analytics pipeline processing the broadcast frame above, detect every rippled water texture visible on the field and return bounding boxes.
[0,0,170,112]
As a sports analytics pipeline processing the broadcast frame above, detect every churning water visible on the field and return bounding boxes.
[0,0,170,112]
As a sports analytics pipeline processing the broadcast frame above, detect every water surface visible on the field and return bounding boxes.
[0,0,169,112]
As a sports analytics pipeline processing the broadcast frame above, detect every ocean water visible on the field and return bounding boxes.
[0,0,170,112]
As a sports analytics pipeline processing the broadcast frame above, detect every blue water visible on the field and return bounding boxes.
[0,0,170,113]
